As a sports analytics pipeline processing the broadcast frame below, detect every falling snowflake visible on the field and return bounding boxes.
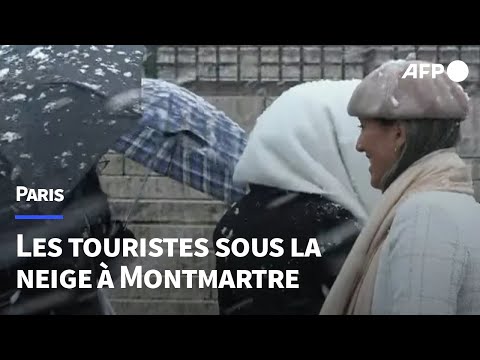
[0,132,22,142]
[0,68,9,80]
[10,94,27,101]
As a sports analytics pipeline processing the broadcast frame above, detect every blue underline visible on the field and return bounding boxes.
[15,215,64,220]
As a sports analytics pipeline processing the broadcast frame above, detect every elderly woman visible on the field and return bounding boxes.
[320,59,480,315]
[213,80,381,315]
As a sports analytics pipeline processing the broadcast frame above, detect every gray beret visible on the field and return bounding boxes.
[347,59,470,121]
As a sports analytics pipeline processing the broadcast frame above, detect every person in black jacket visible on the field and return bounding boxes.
[213,80,381,315]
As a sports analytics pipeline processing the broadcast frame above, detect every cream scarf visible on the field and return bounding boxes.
[319,148,474,315]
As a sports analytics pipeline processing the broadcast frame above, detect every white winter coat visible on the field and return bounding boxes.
[372,190,480,315]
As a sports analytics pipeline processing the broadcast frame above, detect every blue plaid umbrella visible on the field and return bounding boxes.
[113,78,249,205]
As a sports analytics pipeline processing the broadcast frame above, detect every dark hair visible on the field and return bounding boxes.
[380,118,462,191]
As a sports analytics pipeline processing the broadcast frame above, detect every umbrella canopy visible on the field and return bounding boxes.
[0,45,144,94]
[0,45,144,215]
[114,78,249,205]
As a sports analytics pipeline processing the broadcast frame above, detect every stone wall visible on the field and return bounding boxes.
[146,45,480,92]
[100,45,480,314]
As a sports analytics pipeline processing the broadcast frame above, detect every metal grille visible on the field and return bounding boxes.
[144,45,480,95]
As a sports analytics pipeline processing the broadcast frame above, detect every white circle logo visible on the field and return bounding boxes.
[447,60,469,82]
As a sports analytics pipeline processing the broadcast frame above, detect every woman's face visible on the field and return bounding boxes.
[356,118,406,190]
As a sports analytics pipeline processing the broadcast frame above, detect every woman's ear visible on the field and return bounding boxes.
[394,121,407,151]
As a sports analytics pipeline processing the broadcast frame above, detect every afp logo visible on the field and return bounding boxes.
[401,60,469,83]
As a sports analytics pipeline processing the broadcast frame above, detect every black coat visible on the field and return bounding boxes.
[213,184,361,315]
